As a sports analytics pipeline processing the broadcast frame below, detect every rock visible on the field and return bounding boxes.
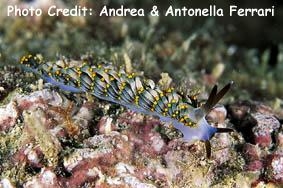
[0,101,18,131]
[0,178,14,188]
[266,154,283,184]
[251,113,280,149]
[23,168,60,188]
[207,105,227,124]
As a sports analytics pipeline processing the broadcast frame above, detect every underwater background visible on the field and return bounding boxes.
[0,0,283,187]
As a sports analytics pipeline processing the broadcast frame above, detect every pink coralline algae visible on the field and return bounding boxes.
[243,144,262,171]
[62,133,133,187]
[117,111,168,156]
[251,113,280,149]
[0,101,18,131]
[266,155,283,183]
[0,89,63,132]
[228,101,283,186]
[23,168,61,188]
[1,90,283,187]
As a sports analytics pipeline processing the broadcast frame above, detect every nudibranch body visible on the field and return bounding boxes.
[20,55,232,145]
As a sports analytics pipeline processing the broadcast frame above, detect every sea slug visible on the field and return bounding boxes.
[20,54,233,157]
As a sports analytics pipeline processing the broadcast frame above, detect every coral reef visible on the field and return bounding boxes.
[228,101,283,186]
[0,0,282,187]
[0,84,281,187]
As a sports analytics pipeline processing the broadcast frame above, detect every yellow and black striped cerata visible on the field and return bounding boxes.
[20,54,233,157]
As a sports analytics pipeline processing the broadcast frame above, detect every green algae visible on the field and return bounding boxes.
[23,109,62,166]
[0,109,62,184]
[0,122,31,186]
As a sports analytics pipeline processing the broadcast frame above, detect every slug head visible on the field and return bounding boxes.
[182,82,234,158]
[202,82,234,158]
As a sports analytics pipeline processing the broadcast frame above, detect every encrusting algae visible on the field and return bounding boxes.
[23,109,61,166]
